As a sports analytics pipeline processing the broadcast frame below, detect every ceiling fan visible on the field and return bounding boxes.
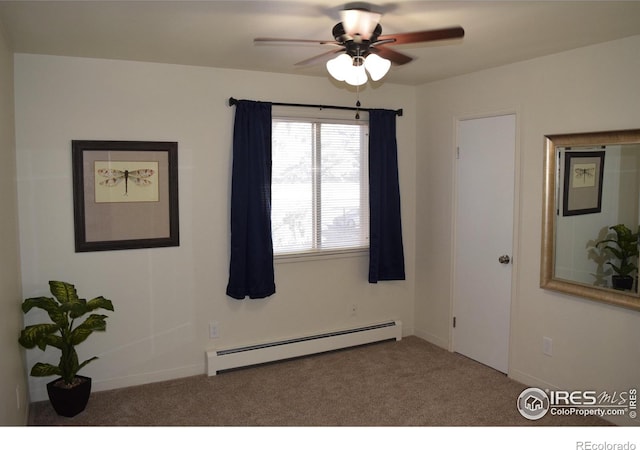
[254,5,464,85]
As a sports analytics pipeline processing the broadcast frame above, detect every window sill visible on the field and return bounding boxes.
[274,247,368,264]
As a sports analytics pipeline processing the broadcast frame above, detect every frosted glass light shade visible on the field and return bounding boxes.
[326,54,353,81]
[327,53,389,85]
[345,64,367,86]
[364,54,391,81]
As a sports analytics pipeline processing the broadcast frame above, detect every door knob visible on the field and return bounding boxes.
[498,255,511,264]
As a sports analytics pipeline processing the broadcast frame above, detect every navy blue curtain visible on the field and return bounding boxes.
[368,109,406,283]
[226,100,276,299]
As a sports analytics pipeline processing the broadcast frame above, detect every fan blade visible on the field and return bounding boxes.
[254,38,339,46]
[369,46,413,65]
[295,48,345,66]
[378,26,464,45]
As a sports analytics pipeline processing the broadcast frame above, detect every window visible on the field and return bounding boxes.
[271,116,369,256]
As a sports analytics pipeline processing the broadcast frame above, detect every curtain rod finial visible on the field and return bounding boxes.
[228,97,238,107]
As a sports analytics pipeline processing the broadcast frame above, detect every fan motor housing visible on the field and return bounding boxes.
[333,22,382,58]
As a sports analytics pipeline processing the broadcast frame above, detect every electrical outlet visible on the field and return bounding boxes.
[209,321,219,339]
[543,336,553,356]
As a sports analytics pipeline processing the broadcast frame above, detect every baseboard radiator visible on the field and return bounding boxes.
[206,320,402,376]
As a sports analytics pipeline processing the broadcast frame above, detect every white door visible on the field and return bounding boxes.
[453,114,516,374]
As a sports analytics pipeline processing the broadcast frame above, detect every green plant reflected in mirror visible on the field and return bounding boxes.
[594,224,639,291]
[541,129,640,311]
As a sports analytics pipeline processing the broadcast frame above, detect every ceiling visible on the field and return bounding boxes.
[1,1,639,86]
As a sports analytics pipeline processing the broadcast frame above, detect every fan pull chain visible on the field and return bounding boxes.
[355,85,361,120]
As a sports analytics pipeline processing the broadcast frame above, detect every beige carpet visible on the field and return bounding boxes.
[28,336,610,426]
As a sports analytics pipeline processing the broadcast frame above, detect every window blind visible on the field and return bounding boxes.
[271,117,369,255]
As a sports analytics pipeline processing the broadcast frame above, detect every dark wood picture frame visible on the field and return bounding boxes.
[72,140,179,252]
[562,150,605,216]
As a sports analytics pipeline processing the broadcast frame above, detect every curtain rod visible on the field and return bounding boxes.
[228,97,403,117]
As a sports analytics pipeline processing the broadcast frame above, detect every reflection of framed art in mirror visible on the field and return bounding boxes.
[562,151,605,216]
[541,129,640,312]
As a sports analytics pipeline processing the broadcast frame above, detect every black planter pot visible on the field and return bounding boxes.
[612,275,634,291]
[46,375,92,417]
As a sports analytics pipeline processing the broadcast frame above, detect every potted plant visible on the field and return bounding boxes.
[18,280,114,417]
[596,224,639,291]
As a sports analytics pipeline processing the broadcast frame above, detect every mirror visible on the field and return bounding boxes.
[541,129,640,311]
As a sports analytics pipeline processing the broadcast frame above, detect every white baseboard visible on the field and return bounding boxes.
[413,327,449,350]
[28,363,205,403]
[207,320,402,376]
[509,369,559,391]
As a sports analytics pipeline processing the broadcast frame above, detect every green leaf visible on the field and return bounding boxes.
[49,280,79,304]
[18,324,60,349]
[603,245,624,260]
[68,299,89,319]
[611,224,632,240]
[38,334,65,351]
[70,314,108,345]
[21,297,67,326]
[78,356,99,372]
[596,238,616,247]
[30,362,62,378]
[86,296,114,312]
[22,296,56,313]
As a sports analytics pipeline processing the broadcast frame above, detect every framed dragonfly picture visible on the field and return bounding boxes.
[72,140,179,252]
[562,150,605,216]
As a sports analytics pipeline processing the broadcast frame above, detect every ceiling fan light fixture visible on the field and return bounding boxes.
[364,53,391,81]
[327,53,389,85]
[326,53,353,81]
[257,7,465,85]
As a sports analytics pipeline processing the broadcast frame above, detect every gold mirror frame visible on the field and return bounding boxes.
[541,128,640,312]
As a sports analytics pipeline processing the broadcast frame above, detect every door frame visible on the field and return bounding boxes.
[449,109,522,376]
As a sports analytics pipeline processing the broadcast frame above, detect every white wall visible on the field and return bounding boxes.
[0,20,28,425]
[415,35,640,425]
[14,54,417,402]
